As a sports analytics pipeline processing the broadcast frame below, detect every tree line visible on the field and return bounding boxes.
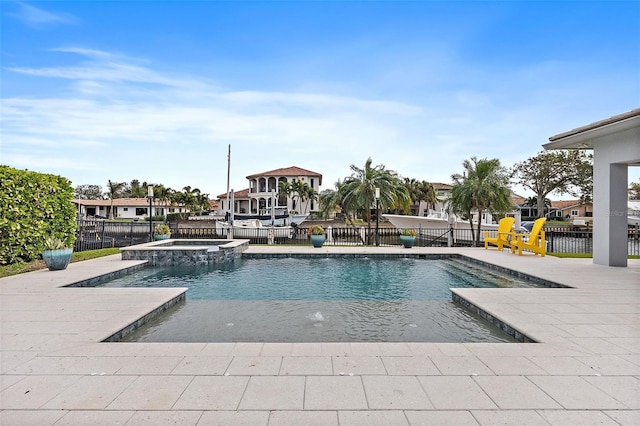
[74,151,639,237]
[318,150,596,246]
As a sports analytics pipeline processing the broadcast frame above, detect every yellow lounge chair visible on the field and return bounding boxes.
[511,217,547,256]
[484,217,515,251]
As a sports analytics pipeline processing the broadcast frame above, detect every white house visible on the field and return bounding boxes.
[74,198,189,220]
[218,166,323,215]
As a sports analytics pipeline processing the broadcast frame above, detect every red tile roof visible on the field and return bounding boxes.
[246,166,323,185]
[217,188,250,199]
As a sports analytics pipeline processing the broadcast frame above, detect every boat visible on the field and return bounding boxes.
[383,210,528,243]
[383,210,500,232]
[231,207,308,226]
[215,219,295,239]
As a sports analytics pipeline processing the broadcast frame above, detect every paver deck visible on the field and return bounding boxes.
[1,246,639,425]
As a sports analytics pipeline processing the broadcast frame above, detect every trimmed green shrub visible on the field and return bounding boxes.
[0,166,77,264]
[166,212,190,222]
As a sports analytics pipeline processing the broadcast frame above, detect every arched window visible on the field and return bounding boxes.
[268,177,277,192]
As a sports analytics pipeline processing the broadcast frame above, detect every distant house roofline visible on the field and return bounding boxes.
[74,198,185,207]
[246,166,323,185]
[217,188,250,199]
[431,182,453,190]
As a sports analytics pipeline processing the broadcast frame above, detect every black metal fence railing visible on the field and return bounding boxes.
[545,226,640,256]
[74,220,157,252]
[72,220,640,256]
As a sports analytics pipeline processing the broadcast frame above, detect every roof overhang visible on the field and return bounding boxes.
[544,108,640,151]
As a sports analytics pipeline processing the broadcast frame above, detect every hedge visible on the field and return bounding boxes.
[0,166,77,265]
[166,212,190,222]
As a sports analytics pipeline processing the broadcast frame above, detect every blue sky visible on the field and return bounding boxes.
[2,0,639,199]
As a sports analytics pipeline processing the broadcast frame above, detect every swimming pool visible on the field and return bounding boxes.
[100,256,543,343]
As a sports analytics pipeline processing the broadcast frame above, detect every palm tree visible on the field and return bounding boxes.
[293,182,317,214]
[106,180,127,219]
[278,181,292,209]
[195,193,210,214]
[127,179,147,198]
[290,180,306,213]
[449,157,513,246]
[149,185,173,218]
[417,180,439,213]
[317,188,339,219]
[403,179,439,215]
[303,185,318,213]
[340,157,410,244]
[523,196,551,217]
[402,178,421,214]
[179,186,203,215]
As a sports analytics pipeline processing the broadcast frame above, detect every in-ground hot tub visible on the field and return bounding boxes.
[120,239,249,266]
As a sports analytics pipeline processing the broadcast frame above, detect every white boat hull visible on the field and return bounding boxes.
[215,220,294,239]
[383,214,503,244]
[229,214,308,227]
[383,214,499,231]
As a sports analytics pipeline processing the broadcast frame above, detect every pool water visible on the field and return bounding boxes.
[101,257,539,343]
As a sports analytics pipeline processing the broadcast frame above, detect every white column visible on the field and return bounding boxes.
[593,161,628,266]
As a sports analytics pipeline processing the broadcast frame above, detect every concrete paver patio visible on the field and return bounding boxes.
[1,246,639,425]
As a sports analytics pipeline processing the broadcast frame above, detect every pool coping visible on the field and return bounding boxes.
[2,247,639,423]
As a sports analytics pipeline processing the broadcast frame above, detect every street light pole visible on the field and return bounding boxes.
[375,187,380,246]
[148,185,154,242]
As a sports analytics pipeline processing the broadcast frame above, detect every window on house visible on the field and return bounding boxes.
[123,208,128,212]
[135,208,148,216]
[571,210,579,216]
[310,178,315,188]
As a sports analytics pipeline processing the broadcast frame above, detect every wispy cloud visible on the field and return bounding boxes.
[2,46,638,194]
[1,48,425,191]
[8,1,78,28]
[8,48,202,89]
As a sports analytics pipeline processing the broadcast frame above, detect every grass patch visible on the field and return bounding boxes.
[0,248,121,278]
[71,248,120,262]
[548,252,640,260]
[547,253,593,258]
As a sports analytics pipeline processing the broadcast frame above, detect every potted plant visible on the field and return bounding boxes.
[400,228,417,248]
[154,223,171,240]
[42,235,74,271]
[309,225,326,248]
